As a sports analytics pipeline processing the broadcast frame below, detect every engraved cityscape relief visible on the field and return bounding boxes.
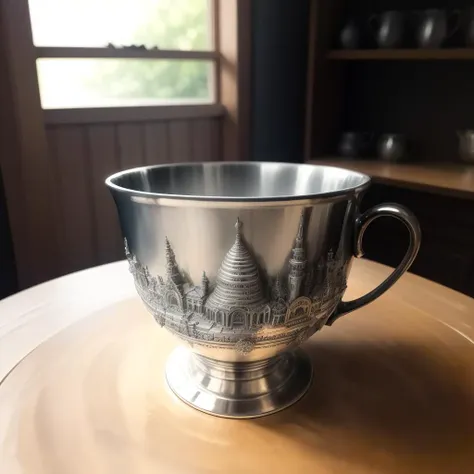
[125,213,348,352]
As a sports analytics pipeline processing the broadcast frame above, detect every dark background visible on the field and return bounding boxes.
[250,0,310,162]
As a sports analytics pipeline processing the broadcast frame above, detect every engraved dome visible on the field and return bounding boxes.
[205,219,268,310]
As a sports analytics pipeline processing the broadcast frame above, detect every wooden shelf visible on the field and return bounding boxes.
[308,159,474,199]
[327,48,474,61]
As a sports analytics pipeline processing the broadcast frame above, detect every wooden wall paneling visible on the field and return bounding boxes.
[117,124,146,169]
[0,170,18,298]
[1,0,59,287]
[169,121,192,162]
[52,126,96,275]
[217,0,237,161]
[44,128,62,277]
[0,26,25,293]
[217,0,251,161]
[144,122,170,165]
[43,118,221,278]
[190,119,214,162]
[210,118,222,161]
[87,124,123,265]
[236,0,252,162]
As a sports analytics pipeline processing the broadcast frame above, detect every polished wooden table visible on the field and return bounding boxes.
[1,260,473,474]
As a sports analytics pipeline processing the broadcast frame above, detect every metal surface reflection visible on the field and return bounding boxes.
[106,162,421,418]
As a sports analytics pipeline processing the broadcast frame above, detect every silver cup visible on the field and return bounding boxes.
[377,134,408,162]
[106,162,421,418]
[369,11,404,48]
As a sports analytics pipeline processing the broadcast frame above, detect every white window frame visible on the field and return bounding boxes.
[29,0,223,124]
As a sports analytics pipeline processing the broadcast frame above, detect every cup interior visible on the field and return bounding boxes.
[106,162,370,201]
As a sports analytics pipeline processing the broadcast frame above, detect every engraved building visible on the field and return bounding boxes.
[126,212,348,340]
[204,218,271,328]
[288,213,307,303]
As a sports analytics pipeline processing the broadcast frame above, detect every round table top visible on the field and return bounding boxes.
[0,260,473,474]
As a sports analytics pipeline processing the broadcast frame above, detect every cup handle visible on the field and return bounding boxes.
[326,203,421,325]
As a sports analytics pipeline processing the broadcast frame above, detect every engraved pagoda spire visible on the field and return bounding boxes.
[165,237,184,292]
[288,211,307,302]
[201,271,209,297]
[272,273,285,300]
[205,218,267,311]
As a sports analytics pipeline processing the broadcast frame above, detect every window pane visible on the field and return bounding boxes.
[28,0,211,50]
[37,59,213,109]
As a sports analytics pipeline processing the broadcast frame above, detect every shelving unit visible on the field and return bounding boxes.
[309,158,474,199]
[303,0,474,297]
[327,48,474,61]
[304,0,474,163]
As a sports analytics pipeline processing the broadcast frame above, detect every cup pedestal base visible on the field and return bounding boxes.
[165,347,313,419]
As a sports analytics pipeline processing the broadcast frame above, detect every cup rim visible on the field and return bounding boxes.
[105,161,371,203]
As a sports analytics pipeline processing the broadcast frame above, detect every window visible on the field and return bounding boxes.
[27,0,216,109]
